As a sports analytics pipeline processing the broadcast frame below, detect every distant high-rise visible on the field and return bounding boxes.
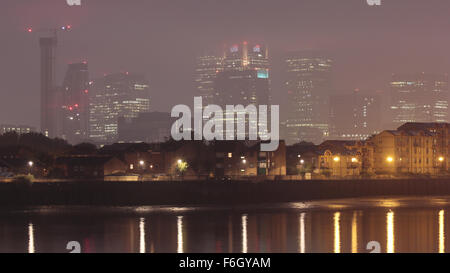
[195,55,223,106]
[390,73,449,126]
[89,72,150,144]
[284,51,333,145]
[212,42,270,139]
[329,90,381,140]
[214,69,270,140]
[61,62,90,144]
[39,37,58,138]
[215,69,270,106]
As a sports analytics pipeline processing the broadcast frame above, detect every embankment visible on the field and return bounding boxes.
[1,178,450,206]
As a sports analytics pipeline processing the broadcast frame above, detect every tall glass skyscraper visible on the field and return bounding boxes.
[195,54,223,106]
[60,62,90,144]
[390,73,449,126]
[89,72,150,144]
[284,51,333,145]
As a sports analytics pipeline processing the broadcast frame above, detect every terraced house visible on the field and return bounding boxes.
[367,123,449,175]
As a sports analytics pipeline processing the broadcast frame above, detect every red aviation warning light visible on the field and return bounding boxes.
[27,27,33,33]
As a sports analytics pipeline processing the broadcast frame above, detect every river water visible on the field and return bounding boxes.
[1,196,449,253]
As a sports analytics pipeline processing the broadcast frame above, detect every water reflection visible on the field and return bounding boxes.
[439,210,445,253]
[351,211,358,253]
[1,197,450,253]
[28,223,35,253]
[139,217,145,253]
[177,216,184,253]
[333,212,341,253]
[387,211,395,253]
[241,214,248,253]
[298,213,305,253]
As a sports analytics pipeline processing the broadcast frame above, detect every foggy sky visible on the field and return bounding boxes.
[1,0,450,128]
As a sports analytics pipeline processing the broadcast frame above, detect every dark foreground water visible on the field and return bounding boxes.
[1,196,450,253]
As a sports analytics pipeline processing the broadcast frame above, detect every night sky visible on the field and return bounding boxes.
[1,0,450,128]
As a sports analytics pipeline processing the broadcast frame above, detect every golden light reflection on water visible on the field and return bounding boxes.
[299,213,305,253]
[241,214,248,253]
[334,212,340,253]
[7,197,450,253]
[387,211,395,253]
[439,210,445,253]
[379,199,400,208]
[139,217,145,253]
[28,223,35,253]
[177,216,184,253]
[351,211,358,253]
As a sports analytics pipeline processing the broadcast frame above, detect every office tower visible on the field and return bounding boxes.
[329,90,381,140]
[89,72,150,144]
[223,42,269,72]
[195,54,223,106]
[284,51,333,145]
[39,37,58,138]
[214,69,270,139]
[61,62,90,144]
[215,70,270,106]
[390,73,449,126]
[212,42,270,139]
[118,112,175,143]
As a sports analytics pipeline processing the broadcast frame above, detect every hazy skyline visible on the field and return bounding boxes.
[2,0,450,128]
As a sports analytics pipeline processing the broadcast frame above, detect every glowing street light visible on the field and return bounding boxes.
[386,157,394,163]
[351,157,358,163]
[439,157,445,162]
[333,156,340,162]
[300,159,305,164]
[139,160,145,166]
[242,159,247,164]
[177,159,183,164]
[27,161,34,175]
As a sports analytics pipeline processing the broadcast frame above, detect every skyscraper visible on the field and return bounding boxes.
[284,51,333,145]
[329,90,381,140]
[390,73,449,126]
[213,42,270,139]
[89,72,150,144]
[195,54,223,106]
[60,62,90,144]
[39,37,57,138]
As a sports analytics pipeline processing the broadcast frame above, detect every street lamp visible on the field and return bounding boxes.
[333,156,340,162]
[27,161,34,175]
[439,157,445,162]
[386,156,394,163]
